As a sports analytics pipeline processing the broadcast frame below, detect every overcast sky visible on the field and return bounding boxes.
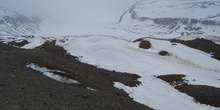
[0,0,137,24]
[0,0,138,36]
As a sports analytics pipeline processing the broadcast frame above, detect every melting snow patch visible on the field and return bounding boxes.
[86,87,98,91]
[21,36,46,49]
[26,63,80,84]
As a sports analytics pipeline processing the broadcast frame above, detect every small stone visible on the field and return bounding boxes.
[79,93,89,99]
[159,51,170,56]
[114,91,120,96]
[82,95,88,99]
[11,106,19,109]
[10,74,16,77]
[72,103,78,106]
[42,102,46,105]
[0,84,6,86]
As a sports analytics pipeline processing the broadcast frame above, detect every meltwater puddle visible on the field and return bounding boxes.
[26,63,80,84]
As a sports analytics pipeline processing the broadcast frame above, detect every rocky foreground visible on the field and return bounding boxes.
[0,41,153,110]
[0,38,220,109]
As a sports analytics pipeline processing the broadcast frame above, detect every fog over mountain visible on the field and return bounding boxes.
[0,0,137,36]
[1,0,220,38]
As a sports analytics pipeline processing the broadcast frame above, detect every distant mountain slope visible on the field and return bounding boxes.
[109,0,220,38]
[0,7,41,37]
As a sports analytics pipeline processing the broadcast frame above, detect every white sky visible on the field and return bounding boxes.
[0,0,138,24]
[0,0,138,36]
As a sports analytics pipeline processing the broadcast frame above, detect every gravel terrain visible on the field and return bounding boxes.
[0,41,153,110]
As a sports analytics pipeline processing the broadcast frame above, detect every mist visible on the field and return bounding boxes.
[1,0,137,24]
[1,0,138,36]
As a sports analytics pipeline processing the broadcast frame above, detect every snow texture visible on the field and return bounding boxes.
[56,35,220,110]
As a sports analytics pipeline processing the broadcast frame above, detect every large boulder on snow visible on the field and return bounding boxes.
[139,41,151,49]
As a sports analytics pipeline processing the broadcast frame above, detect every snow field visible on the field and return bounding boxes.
[55,35,220,110]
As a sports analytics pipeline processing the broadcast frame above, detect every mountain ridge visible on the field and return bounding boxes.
[0,6,41,37]
[110,0,220,38]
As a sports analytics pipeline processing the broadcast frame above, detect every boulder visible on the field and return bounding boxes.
[139,41,151,49]
[159,51,170,56]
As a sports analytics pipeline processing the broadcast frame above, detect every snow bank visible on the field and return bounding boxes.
[21,36,46,49]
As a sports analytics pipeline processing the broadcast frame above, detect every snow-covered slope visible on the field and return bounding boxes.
[1,0,220,110]
[108,0,220,39]
[3,34,219,110]
[0,6,41,37]
[55,35,220,110]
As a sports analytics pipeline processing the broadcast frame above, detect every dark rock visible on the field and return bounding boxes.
[159,51,170,56]
[190,19,198,24]
[80,94,89,99]
[133,38,144,43]
[175,85,220,107]
[8,40,29,47]
[139,41,151,49]
[156,74,186,85]
[42,102,46,105]
[0,19,5,24]
[153,18,181,25]
[202,20,216,25]
[10,106,20,109]
[184,26,202,31]
[171,38,220,60]
[157,74,220,107]
[0,84,6,86]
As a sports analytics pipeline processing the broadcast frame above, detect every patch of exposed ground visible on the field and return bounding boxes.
[8,40,29,47]
[175,85,220,107]
[156,74,187,86]
[171,38,220,60]
[0,41,153,110]
[156,74,220,107]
